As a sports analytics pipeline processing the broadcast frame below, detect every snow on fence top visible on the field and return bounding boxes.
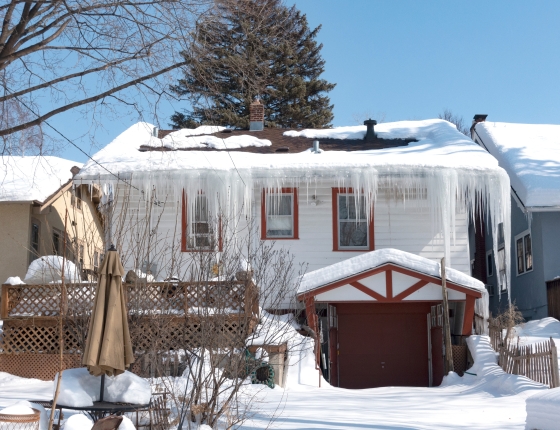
[298,248,486,294]
[0,156,80,203]
[474,121,560,208]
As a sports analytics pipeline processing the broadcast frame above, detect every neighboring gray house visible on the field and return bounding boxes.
[470,116,560,321]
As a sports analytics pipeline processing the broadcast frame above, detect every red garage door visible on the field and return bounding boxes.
[337,302,434,389]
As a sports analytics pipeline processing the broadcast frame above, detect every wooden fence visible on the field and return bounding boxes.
[499,338,560,388]
[488,320,560,388]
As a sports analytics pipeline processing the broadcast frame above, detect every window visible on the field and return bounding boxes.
[71,186,82,210]
[29,219,40,263]
[497,222,507,292]
[332,188,374,251]
[93,250,99,272]
[486,250,493,278]
[181,192,221,252]
[52,228,62,255]
[261,188,298,239]
[515,230,533,275]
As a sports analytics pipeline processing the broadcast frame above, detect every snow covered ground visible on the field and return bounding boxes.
[0,322,559,429]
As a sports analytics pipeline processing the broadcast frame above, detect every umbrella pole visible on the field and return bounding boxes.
[100,374,105,402]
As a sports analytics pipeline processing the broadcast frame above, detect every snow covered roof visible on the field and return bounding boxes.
[297,248,485,295]
[474,121,560,209]
[78,119,503,180]
[0,156,81,203]
[147,126,272,150]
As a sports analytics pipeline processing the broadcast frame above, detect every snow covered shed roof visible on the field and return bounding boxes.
[297,248,486,296]
[0,156,81,203]
[77,119,504,179]
[473,121,560,209]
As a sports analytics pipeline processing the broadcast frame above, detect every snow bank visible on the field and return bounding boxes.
[299,248,485,293]
[475,121,560,208]
[3,276,24,285]
[0,156,79,202]
[525,388,560,430]
[24,256,81,284]
[56,368,151,407]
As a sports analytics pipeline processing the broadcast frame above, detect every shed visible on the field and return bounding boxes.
[297,248,485,389]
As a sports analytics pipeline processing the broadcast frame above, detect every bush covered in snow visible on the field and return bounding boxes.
[24,256,81,284]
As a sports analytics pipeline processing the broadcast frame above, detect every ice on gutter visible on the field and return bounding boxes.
[76,120,512,300]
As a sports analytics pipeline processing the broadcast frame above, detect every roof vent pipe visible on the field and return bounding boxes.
[313,140,320,153]
[152,126,158,137]
[364,119,377,142]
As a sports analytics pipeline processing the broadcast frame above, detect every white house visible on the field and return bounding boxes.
[76,103,510,388]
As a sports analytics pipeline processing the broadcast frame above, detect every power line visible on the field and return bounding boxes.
[2,89,140,191]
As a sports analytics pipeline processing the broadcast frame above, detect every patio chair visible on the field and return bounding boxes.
[91,415,123,430]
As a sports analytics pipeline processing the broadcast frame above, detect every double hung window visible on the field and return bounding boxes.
[515,230,533,275]
[182,193,221,251]
[261,188,298,239]
[332,189,374,251]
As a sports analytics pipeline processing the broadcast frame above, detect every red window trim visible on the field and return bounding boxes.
[181,191,223,252]
[332,187,374,252]
[261,188,299,240]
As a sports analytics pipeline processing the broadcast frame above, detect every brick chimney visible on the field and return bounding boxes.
[249,99,264,131]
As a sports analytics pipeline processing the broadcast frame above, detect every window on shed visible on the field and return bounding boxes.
[29,219,40,263]
[261,188,298,239]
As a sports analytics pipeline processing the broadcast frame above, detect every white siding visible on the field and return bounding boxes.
[110,183,471,286]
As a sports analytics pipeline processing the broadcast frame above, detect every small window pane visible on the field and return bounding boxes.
[487,253,493,277]
[339,221,368,247]
[498,223,504,246]
[525,234,532,271]
[338,196,366,221]
[516,238,524,274]
[267,195,292,216]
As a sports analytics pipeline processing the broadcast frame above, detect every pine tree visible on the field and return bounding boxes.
[170,0,335,129]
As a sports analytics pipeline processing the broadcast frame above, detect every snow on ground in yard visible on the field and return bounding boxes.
[3,320,560,429]
[0,156,80,202]
[474,121,560,208]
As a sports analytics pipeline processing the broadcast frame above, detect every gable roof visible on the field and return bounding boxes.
[473,121,560,209]
[0,156,81,204]
[297,248,485,297]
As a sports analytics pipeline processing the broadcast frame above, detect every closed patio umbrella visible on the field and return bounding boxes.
[82,247,134,390]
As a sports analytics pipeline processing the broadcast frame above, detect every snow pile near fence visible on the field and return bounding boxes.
[475,121,560,207]
[513,318,560,373]
[23,256,81,284]
[0,156,79,202]
[56,368,151,407]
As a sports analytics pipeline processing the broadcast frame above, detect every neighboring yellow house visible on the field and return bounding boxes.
[0,156,104,283]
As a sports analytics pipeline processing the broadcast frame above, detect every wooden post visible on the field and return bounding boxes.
[1,284,10,319]
[551,337,560,388]
[49,210,68,430]
[440,258,454,374]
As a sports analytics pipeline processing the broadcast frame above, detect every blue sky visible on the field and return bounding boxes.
[57,0,560,163]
